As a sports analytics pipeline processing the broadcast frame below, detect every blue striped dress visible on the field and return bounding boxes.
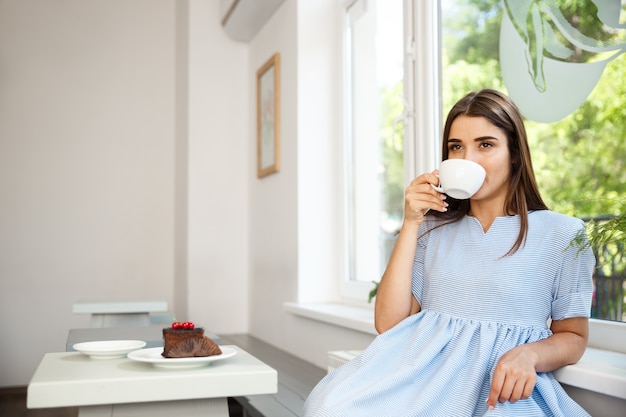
[303,211,595,417]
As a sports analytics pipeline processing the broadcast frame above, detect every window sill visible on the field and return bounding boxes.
[285,302,626,400]
[553,347,626,400]
[283,302,377,335]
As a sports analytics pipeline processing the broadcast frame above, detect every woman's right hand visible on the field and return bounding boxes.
[404,171,448,224]
[374,171,448,333]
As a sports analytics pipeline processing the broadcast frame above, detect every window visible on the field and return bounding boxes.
[341,0,405,301]
[341,0,626,345]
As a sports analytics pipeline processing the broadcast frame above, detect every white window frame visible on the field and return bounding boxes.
[339,0,441,304]
[339,0,381,304]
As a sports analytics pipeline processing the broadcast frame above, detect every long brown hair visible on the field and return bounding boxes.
[430,89,548,254]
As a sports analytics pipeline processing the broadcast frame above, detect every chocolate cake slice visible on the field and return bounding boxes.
[162,327,222,358]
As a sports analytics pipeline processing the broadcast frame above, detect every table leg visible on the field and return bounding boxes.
[78,398,229,416]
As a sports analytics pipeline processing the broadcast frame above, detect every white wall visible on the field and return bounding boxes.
[245,0,375,365]
[246,0,299,347]
[0,0,249,387]
[0,0,179,386]
[186,0,249,334]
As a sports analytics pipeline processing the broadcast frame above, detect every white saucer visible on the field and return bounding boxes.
[127,346,237,369]
[73,340,147,359]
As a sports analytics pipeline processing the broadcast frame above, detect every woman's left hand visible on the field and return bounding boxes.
[486,317,588,410]
[486,345,538,409]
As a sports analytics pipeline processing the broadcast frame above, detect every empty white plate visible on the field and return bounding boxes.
[73,340,146,359]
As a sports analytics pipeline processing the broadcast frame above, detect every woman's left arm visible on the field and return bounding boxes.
[486,316,588,409]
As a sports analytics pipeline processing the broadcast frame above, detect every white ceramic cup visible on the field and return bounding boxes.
[431,159,486,199]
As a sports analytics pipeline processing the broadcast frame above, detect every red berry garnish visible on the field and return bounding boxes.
[171,321,182,329]
[182,321,195,329]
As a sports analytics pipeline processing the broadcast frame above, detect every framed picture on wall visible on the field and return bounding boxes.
[256,53,281,178]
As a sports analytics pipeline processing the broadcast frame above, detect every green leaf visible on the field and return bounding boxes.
[368,281,380,303]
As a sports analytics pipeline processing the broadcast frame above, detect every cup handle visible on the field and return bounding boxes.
[431,183,444,193]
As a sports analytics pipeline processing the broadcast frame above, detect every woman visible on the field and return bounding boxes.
[303,89,594,416]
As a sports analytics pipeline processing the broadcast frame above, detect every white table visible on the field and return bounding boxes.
[72,300,168,327]
[27,345,277,417]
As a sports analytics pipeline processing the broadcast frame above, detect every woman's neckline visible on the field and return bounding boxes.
[466,213,519,233]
